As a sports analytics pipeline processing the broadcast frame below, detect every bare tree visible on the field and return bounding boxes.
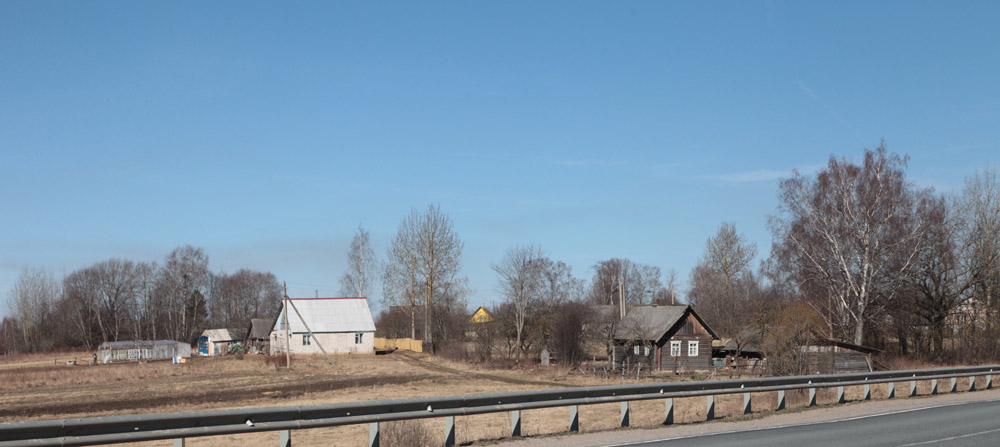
[339,225,378,298]
[588,258,664,315]
[688,222,757,342]
[382,205,464,352]
[493,245,545,361]
[769,142,927,345]
[210,269,283,330]
[7,268,60,352]
[957,167,1000,309]
[383,212,421,339]
[156,246,211,343]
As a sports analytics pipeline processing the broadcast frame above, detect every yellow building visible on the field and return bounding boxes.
[469,306,494,323]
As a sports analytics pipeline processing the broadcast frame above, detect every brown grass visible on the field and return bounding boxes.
[0,352,988,447]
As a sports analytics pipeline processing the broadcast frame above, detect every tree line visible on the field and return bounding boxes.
[1,246,282,352]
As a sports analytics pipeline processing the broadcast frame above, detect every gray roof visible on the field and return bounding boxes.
[249,318,274,339]
[275,297,376,333]
[614,305,689,341]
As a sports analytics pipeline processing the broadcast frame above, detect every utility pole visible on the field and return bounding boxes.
[283,282,291,369]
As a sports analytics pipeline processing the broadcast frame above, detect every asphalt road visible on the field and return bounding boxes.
[615,399,1000,447]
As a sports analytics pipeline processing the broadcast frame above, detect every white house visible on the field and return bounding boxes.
[270,297,376,355]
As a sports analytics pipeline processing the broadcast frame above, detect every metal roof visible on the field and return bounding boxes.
[203,329,240,341]
[275,297,376,333]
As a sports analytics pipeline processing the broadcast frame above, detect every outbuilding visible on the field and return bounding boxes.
[98,340,191,364]
[270,297,376,355]
[198,328,244,356]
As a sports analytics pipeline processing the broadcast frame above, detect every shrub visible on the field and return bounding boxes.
[380,420,435,447]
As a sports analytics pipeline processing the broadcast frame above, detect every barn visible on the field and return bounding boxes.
[98,340,191,364]
[270,297,375,355]
[614,305,719,372]
[804,338,880,373]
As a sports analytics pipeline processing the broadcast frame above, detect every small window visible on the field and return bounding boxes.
[302,334,311,345]
[688,341,698,356]
[355,333,363,344]
[670,341,681,357]
[644,346,650,356]
[633,345,640,355]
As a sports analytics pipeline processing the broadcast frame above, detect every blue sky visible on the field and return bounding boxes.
[2,2,998,316]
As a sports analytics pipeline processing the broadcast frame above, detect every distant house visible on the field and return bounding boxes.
[469,306,494,323]
[614,305,719,372]
[198,328,244,356]
[99,340,191,364]
[270,297,376,355]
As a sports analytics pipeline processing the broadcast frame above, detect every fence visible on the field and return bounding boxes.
[373,337,423,353]
[1,365,996,447]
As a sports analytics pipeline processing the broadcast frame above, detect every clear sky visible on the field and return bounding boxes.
[2,2,998,316]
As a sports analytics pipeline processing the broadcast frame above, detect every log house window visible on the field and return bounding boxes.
[670,341,681,357]
[688,341,698,356]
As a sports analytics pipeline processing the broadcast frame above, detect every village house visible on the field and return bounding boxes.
[270,297,376,355]
[613,305,719,372]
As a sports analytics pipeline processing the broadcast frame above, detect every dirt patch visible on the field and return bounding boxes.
[396,353,572,388]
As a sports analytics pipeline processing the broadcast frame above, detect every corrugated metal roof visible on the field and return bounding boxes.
[276,297,376,333]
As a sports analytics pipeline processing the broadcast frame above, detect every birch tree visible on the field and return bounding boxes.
[769,142,927,345]
[7,268,60,351]
[339,225,377,298]
[493,245,544,361]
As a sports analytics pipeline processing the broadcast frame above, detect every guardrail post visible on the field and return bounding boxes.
[988,373,993,389]
[445,416,456,447]
[836,386,845,404]
[777,390,786,411]
[969,376,976,392]
[808,387,816,407]
[279,430,291,447]
[863,384,871,401]
[743,392,752,415]
[887,382,895,399]
[511,410,521,437]
[620,401,630,427]
[949,377,957,393]
[569,405,579,432]
[174,439,184,447]
[910,380,917,397]
[931,379,938,395]
[664,398,674,425]
[706,395,715,421]
[369,422,380,447]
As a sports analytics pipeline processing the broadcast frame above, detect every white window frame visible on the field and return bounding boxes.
[633,345,640,355]
[644,346,650,356]
[688,341,698,356]
[355,333,364,345]
[670,341,681,357]
[302,334,311,345]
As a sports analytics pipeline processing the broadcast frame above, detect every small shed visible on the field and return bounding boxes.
[99,340,191,364]
[246,318,275,354]
[803,338,880,373]
[614,305,719,372]
[198,328,244,356]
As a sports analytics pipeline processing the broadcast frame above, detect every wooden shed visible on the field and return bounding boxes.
[613,305,719,372]
[803,338,880,373]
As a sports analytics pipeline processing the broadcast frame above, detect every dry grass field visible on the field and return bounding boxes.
[0,352,960,447]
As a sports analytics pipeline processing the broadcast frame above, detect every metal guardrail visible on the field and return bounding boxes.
[1,365,997,447]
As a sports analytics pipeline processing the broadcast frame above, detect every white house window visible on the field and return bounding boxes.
[303,334,311,345]
[355,333,363,344]
[670,341,681,357]
[644,346,650,356]
[688,341,698,356]
[633,345,640,355]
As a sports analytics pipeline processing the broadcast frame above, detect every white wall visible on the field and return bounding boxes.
[270,330,374,355]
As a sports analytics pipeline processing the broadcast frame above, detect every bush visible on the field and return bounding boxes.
[380,420,435,447]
